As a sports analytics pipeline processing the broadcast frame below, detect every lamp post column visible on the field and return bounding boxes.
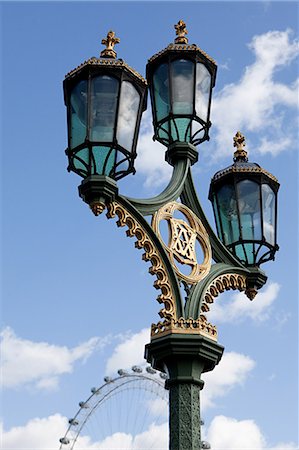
[145,333,224,450]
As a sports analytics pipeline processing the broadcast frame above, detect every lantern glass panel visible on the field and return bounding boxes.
[91,75,119,142]
[217,184,239,246]
[153,63,170,121]
[171,59,194,115]
[262,184,275,245]
[73,147,89,174]
[70,80,88,149]
[195,63,211,121]
[237,180,262,241]
[212,195,222,240]
[117,81,140,150]
[91,146,115,175]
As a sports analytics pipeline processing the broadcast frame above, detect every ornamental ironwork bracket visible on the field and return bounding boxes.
[88,152,267,343]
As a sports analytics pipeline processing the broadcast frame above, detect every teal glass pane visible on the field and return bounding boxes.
[235,244,246,263]
[195,63,211,121]
[217,184,239,245]
[91,76,119,142]
[117,81,140,150]
[153,63,170,121]
[91,146,116,176]
[262,184,275,245]
[237,180,262,241]
[70,80,88,149]
[157,125,169,142]
[73,147,89,173]
[171,118,191,141]
[212,195,223,239]
[171,59,194,115]
[244,243,255,265]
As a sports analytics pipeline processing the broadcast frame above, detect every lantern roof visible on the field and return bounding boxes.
[148,20,217,70]
[210,132,279,187]
[65,30,147,86]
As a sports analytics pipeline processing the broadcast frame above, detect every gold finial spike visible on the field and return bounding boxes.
[174,20,188,44]
[233,131,248,162]
[100,30,120,59]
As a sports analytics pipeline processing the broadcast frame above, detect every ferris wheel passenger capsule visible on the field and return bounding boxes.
[132,365,143,373]
[59,437,70,445]
[159,372,168,379]
[146,366,156,374]
[118,369,128,376]
[200,441,211,449]
[68,418,79,426]
[104,376,113,383]
[79,401,89,408]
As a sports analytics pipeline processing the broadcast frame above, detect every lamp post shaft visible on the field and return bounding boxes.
[145,333,224,450]
[169,382,202,449]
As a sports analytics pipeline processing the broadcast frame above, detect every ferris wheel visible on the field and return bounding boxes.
[59,365,169,450]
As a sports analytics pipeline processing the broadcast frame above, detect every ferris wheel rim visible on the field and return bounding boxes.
[59,367,169,450]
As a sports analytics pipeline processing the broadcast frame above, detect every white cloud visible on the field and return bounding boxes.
[202,352,255,410]
[105,328,150,374]
[2,414,69,450]
[4,413,296,450]
[135,110,172,189]
[209,29,299,160]
[207,282,280,324]
[1,415,168,450]
[206,415,298,450]
[1,327,108,390]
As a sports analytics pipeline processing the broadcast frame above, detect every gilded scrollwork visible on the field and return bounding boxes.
[106,201,177,321]
[151,315,218,341]
[152,201,212,285]
[201,273,247,313]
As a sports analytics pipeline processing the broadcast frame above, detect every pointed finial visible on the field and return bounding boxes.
[233,131,248,162]
[100,30,120,59]
[174,20,188,44]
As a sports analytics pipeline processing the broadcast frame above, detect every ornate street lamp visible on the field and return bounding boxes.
[63,21,279,450]
[146,19,217,165]
[63,31,147,213]
[209,132,279,267]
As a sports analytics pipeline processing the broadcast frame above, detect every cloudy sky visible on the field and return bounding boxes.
[1,1,298,449]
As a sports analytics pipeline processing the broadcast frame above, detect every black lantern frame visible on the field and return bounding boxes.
[146,44,217,148]
[64,59,147,181]
[209,161,279,267]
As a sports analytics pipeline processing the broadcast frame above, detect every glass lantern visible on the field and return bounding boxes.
[146,21,217,147]
[209,132,279,266]
[63,31,147,181]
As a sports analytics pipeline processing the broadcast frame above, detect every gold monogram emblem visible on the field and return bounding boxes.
[152,202,212,284]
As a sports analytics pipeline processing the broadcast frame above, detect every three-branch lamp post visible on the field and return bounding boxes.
[63,21,279,450]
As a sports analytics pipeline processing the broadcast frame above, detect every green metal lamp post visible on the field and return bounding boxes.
[63,21,279,450]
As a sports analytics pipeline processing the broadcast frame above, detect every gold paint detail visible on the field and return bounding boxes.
[212,164,278,183]
[100,30,120,59]
[152,202,212,284]
[151,315,217,341]
[148,43,216,66]
[90,202,105,216]
[233,131,248,162]
[201,273,247,313]
[174,20,188,44]
[106,201,176,321]
[65,57,147,85]
[245,287,258,300]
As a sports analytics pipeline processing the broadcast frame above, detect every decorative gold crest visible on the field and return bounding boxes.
[152,202,212,284]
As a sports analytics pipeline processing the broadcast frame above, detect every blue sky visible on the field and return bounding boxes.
[1,1,298,449]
